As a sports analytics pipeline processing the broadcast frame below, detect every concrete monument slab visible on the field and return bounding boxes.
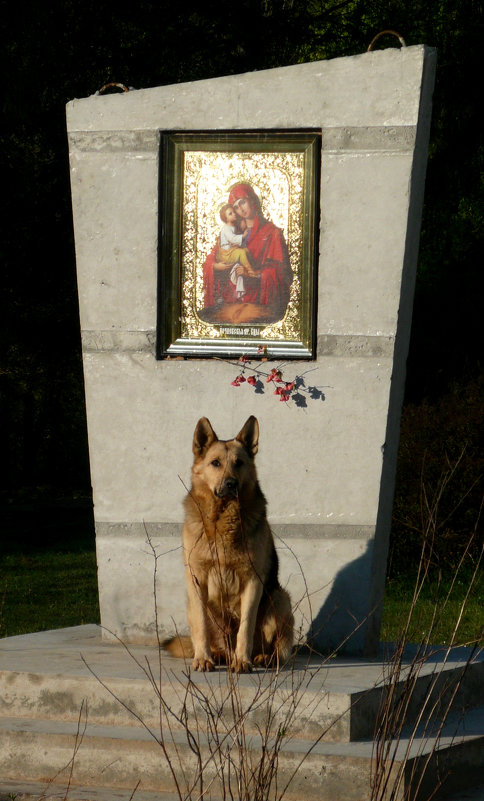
[67,45,436,654]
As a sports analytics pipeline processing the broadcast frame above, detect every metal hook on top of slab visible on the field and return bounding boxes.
[367,30,407,51]
[96,82,131,95]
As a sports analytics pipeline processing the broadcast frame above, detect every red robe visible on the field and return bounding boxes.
[202,215,292,318]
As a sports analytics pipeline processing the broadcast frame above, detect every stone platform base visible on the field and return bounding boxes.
[0,626,483,801]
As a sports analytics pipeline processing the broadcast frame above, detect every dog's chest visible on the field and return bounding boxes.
[207,564,243,614]
[207,534,256,577]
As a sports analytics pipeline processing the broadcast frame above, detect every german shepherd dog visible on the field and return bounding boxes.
[163,416,294,672]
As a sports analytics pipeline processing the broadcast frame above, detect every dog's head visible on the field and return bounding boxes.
[191,416,259,499]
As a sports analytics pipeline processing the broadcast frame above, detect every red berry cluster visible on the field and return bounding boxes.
[230,351,296,402]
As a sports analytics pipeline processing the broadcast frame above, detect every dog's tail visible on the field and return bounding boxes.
[161,635,194,659]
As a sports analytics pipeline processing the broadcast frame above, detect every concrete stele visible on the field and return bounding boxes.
[66,45,436,654]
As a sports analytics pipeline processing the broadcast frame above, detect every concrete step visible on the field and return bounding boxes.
[0,707,483,801]
[1,628,483,800]
[1,626,482,744]
[0,665,371,745]
[0,782,181,801]
[2,784,484,801]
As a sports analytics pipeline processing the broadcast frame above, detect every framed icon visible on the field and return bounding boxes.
[157,129,321,359]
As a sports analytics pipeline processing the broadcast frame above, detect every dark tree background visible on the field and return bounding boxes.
[1,0,482,571]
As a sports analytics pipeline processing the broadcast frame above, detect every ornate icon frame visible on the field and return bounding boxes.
[157,129,321,359]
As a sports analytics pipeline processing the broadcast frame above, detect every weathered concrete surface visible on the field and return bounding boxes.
[2,781,484,801]
[1,628,483,801]
[0,785,181,801]
[66,46,437,653]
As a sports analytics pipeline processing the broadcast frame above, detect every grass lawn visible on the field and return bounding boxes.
[380,572,484,647]
[0,548,100,638]
[0,498,100,639]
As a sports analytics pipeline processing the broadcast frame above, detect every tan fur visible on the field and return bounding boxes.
[163,416,294,672]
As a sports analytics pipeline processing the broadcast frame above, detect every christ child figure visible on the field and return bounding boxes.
[216,204,254,299]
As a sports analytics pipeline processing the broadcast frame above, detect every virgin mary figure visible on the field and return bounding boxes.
[200,183,293,325]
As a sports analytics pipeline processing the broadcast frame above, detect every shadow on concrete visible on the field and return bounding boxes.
[307,539,376,656]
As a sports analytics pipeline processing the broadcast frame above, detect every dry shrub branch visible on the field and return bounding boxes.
[71,454,482,801]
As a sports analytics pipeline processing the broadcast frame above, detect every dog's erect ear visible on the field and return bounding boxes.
[235,416,259,457]
[193,417,218,456]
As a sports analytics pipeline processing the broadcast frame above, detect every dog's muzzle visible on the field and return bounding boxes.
[215,478,239,498]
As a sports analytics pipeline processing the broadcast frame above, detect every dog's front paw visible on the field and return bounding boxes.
[230,656,253,673]
[192,656,215,672]
[253,653,274,669]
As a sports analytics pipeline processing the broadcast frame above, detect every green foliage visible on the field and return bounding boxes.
[390,375,484,578]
